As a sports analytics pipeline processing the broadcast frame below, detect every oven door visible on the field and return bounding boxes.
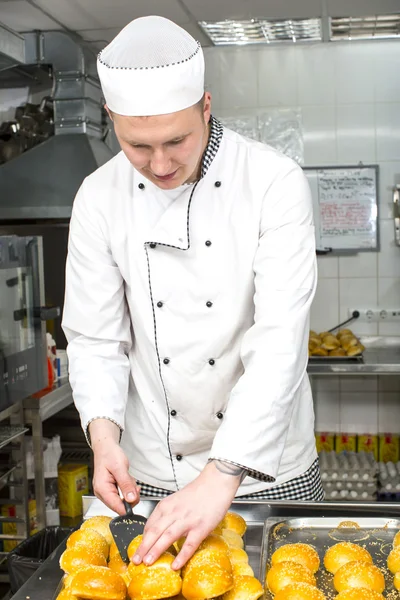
[0,235,48,408]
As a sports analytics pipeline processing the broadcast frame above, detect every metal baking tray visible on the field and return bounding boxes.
[261,517,400,599]
[309,355,363,363]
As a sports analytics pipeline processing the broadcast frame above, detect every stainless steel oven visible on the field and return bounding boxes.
[0,235,57,409]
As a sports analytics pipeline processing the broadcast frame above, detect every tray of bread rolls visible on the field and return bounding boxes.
[261,517,400,600]
[309,328,365,361]
[53,511,264,600]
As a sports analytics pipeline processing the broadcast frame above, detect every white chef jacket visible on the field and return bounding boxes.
[62,118,318,495]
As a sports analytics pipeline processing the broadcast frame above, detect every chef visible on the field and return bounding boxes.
[62,15,323,570]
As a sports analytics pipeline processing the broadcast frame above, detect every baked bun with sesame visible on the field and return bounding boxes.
[60,545,107,574]
[222,575,263,600]
[274,582,326,600]
[393,530,400,548]
[394,571,400,590]
[181,541,233,600]
[333,561,385,594]
[221,513,247,537]
[128,551,182,600]
[80,516,113,546]
[271,543,320,573]
[336,589,384,600]
[324,542,373,574]
[387,545,400,573]
[69,565,126,600]
[222,529,244,549]
[266,561,316,595]
[66,528,109,560]
[56,590,78,600]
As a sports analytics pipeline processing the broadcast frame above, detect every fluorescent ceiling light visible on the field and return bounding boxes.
[199,18,322,45]
[331,14,400,40]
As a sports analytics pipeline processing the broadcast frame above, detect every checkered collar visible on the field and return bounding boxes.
[200,115,223,180]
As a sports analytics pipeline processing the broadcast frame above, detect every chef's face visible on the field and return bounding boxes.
[108,93,212,189]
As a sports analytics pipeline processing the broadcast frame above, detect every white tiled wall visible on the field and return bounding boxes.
[204,40,400,435]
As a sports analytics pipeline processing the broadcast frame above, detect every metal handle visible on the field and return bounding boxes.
[123,499,134,518]
[328,310,360,333]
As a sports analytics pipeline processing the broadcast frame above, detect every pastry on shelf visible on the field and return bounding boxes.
[324,542,373,574]
[271,543,320,573]
[266,561,316,595]
[333,561,385,594]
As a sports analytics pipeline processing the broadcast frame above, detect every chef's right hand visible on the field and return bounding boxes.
[89,418,140,515]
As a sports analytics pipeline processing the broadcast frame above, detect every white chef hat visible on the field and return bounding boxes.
[97,16,205,117]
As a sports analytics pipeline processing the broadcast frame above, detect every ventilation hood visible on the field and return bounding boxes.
[0,29,113,220]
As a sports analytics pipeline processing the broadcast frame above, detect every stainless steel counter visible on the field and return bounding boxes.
[10,499,400,600]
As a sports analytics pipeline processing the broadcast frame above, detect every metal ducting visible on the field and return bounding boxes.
[0,29,113,220]
[0,22,25,71]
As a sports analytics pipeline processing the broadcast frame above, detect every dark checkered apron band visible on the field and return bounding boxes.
[137,459,324,501]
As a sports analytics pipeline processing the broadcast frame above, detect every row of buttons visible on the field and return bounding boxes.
[169,409,223,419]
[163,357,215,366]
[156,300,213,309]
[149,240,212,250]
[138,181,222,191]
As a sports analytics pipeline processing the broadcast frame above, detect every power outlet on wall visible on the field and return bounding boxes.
[349,308,400,322]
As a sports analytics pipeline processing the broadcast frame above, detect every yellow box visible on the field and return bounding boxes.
[2,500,37,552]
[58,464,88,518]
[316,432,335,453]
[358,434,379,461]
[336,433,357,453]
[379,434,400,463]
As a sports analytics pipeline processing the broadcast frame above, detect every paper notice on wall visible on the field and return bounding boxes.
[305,167,378,251]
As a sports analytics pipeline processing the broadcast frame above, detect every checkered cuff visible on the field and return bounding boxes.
[209,458,275,483]
[85,417,123,448]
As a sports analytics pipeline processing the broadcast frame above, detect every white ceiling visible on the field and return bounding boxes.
[0,0,399,49]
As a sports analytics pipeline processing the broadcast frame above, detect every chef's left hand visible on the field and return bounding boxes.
[132,461,242,569]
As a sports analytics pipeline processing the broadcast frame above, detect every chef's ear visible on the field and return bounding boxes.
[105,104,113,121]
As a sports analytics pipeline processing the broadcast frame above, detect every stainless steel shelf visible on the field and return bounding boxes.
[308,345,400,375]
[23,378,73,422]
[0,426,28,451]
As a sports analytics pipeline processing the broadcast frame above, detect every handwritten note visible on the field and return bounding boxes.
[305,167,378,250]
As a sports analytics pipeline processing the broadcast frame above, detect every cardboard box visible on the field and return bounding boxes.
[379,434,400,463]
[316,432,335,453]
[58,464,88,518]
[336,433,357,453]
[358,434,379,461]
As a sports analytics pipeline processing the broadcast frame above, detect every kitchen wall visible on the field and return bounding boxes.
[204,40,400,435]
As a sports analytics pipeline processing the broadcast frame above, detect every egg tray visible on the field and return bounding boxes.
[260,517,400,600]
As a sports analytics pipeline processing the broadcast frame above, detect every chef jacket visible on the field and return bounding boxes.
[62,117,318,495]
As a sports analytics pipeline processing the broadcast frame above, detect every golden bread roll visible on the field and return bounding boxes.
[228,547,249,564]
[69,565,126,600]
[231,562,254,578]
[329,347,346,357]
[309,339,320,352]
[198,532,230,554]
[394,571,400,590]
[66,528,109,559]
[56,590,77,600]
[337,329,353,338]
[127,534,143,561]
[60,545,107,574]
[333,561,385,593]
[274,582,326,600]
[387,545,400,573]
[324,542,373,574]
[309,335,322,345]
[321,335,340,350]
[310,330,318,337]
[222,575,263,600]
[336,589,384,600]
[319,331,330,338]
[108,554,129,578]
[109,540,120,561]
[221,512,247,537]
[80,516,113,546]
[346,345,363,357]
[222,528,244,549]
[340,336,358,351]
[311,347,328,357]
[62,574,74,589]
[182,547,233,600]
[128,551,182,600]
[271,543,320,573]
[393,530,400,548]
[266,561,316,595]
